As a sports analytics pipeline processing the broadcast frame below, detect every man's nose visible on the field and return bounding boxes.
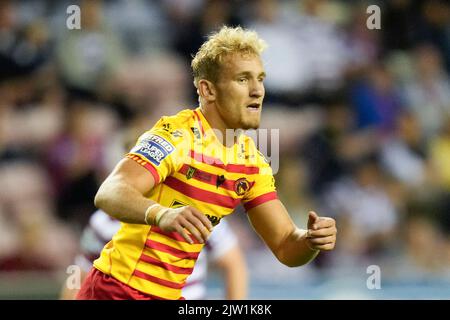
[250,80,264,98]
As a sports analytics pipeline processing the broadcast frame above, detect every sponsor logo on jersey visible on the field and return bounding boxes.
[185,166,214,183]
[205,214,221,226]
[194,170,214,183]
[131,134,174,166]
[186,167,196,179]
[171,130,184,138]
[191,127,201,140]
[170,199,188,208]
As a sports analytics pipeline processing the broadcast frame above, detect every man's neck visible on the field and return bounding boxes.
[199,104,237,148]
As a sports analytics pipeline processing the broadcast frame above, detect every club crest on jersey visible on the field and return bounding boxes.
[130,134,174,166]
[234,178,250,196]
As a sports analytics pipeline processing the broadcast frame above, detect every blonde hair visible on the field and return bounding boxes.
[191,26,267,87]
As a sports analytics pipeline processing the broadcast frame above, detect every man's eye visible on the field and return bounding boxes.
[238,78,248,83]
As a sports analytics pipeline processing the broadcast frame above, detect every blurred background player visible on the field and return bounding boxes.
[60,210,247,300]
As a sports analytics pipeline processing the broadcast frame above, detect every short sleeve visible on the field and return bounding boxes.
[241,154,278,211]
[126,117,189,185]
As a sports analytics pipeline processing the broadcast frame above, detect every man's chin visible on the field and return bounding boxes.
[241,122,260,130]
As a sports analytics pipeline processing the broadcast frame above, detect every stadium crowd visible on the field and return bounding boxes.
[1,0,450,296]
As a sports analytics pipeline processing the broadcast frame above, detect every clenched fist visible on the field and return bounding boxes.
[305,211,337,251]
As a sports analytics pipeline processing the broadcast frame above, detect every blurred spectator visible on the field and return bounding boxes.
[45,99,119,226]
[429,115,450,191]
[106,0,170,55]
[0,1,52,81]
[276,156,315,228]
[381,0,419,53]
[248,0,349,105]
[342,2,381,76]
[324,154,398,258]
[55,0,126,94]
[0,161,78,271]
[0,72,65,160]
[107,52,191,122]
[385,200,448,278]
[416,0,450,73]
[403,44,450,140]
[380,110,429,188]
[349,62,405,135]
[301,94,376,195]
[171,0,241,66]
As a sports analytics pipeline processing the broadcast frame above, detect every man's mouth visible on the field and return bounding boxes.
[246,103,261,111]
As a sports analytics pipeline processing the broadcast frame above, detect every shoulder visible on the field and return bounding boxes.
[136,108,195,143]
[154,109,196,132]
[144,109,197,143]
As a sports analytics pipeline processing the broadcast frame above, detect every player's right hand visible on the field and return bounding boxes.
[157,206,213,244]
[305,211,337,251]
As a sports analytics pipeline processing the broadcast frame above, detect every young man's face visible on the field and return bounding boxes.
[214,53,266,130]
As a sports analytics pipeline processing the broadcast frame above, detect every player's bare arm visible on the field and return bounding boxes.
[94,157,213,244]
[247,199,336,267]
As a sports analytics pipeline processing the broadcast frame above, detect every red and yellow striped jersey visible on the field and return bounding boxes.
[93,107,277,300]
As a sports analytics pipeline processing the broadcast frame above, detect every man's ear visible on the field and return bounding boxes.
[197,79,216,103]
